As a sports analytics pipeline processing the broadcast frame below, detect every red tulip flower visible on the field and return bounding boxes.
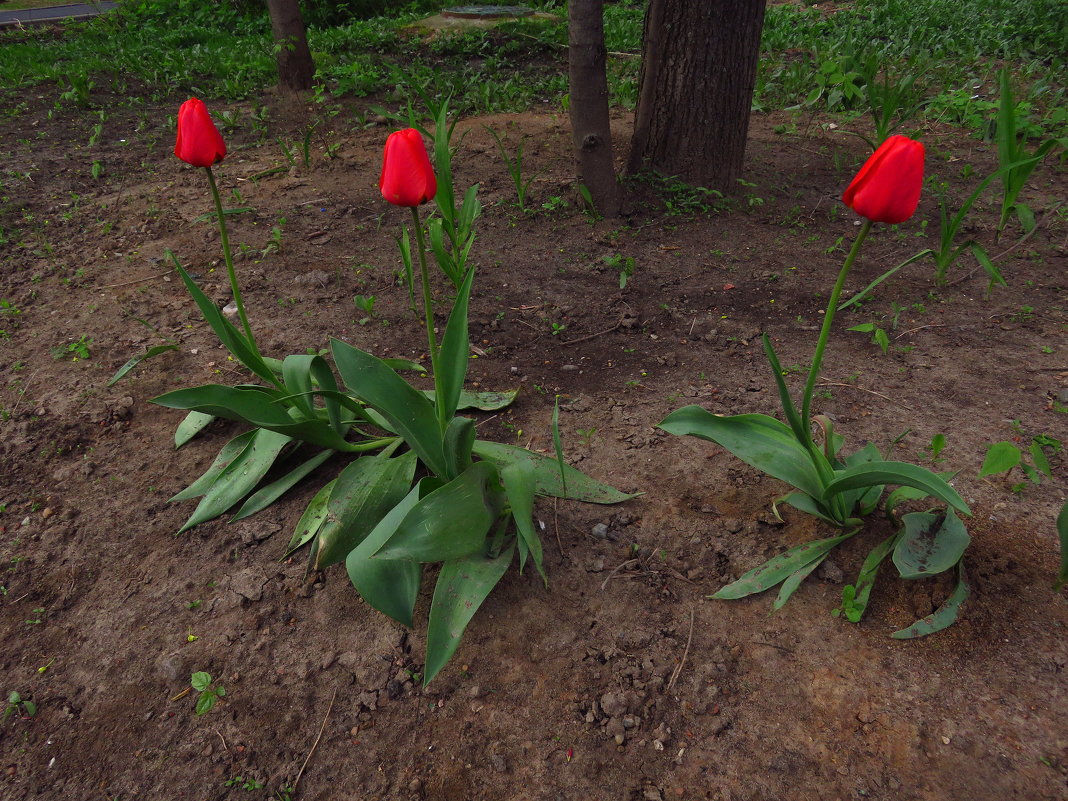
[842,135,925,224]
[174,98,227,168]
[379,128,437,207]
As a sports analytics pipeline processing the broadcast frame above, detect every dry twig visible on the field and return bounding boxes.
[294,687,337,792]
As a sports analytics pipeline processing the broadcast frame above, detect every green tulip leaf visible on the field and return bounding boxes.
[152,384,358,452]
[436,265,477,424]
[891,561,969,639]
[373,461,503,563]
[424,543,515,685]
[659,407,827,501]
[892,510,971,579]
[443,415,476,480]
[331,338,447,477]
[822,461,970,516]
[760,334,806,444]
[712,532,854,600]
[169,429,258,502]
[283,479,335,558]
[107,343,179,387]
[176,428,292,534]
[837,530,901,623]
[313,451,417,569]
[501,459,544,582]
[175,410,215,449]
[772,491,839,526]
[231,448,334,522]
[421,387,520,411]
[170,253,277,386]
[471,440,636,504]
[773,554,827,610]
[346,480,427,627]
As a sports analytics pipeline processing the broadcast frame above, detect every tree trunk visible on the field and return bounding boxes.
[568,0,621,217]
[266,0,315,94]
[628,0,766,189]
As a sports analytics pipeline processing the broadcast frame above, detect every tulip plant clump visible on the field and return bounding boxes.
[661,135,973,637]
[154,99,633,683]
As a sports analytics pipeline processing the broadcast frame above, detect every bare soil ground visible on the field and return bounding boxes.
[1,91,1066,801]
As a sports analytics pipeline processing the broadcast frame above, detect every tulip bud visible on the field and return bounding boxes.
[842,135,925,224]
[174,98,227,168]
[379,128,437,207]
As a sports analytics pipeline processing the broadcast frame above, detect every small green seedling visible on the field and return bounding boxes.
[225,776,264,791]
[847,322,889,354]
[979,434,1060,489]
[354,294,376,325]
[925,434,947,463]
[603,253,637,289]
[4,691,36,721]
[191,672,225,715]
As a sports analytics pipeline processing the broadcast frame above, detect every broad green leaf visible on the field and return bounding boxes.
[169,253,277,386]
[893,511,971,579]
[659,408,826,501]
[891,562,969,638]
[421,388,520,411]
[152,384,357,452]
[773,554,826,610]
[1055,501,1068,591]
[471,440,636,504]
[979,441,1021,477]
[424,543,515,684]
[231,449,333,521]
[501,459,544,581]
[195,693,216,716]
[331,339,447,477]
[437,265,477,424]
[823,461,970,516]
[314,451,417,569]
[346,480,426,627]
[106,343,179,387]
[169,429,257,502]
[374,461,502,562]
[190,672,211,691]
[283,479,335,557]
[177,429,292,534]
[712,532,854,599]
[175,410,215,449]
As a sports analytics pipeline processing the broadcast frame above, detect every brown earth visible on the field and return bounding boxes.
[0,90,1066,801]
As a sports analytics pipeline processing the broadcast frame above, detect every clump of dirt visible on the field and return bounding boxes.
[0,92,1066,801]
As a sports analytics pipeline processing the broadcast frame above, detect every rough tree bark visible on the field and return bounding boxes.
[628,0,766,189]
[567,0,621,216]
[266,0,315,94]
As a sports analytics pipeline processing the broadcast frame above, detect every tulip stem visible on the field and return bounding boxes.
[206,166,258,356]
[801,218,873,441]
[410,207,445,433]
